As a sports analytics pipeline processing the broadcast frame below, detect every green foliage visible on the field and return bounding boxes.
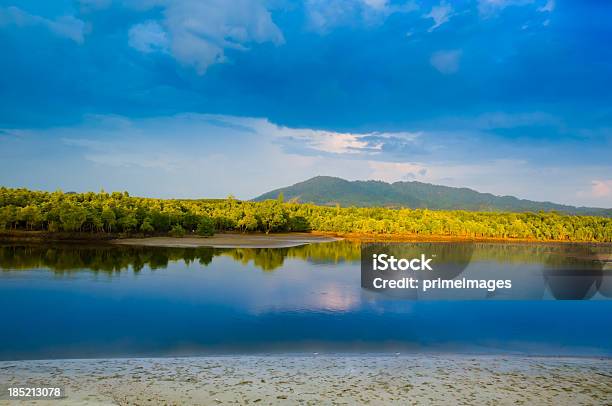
[181,213,199,232]
[257,200,288,234]
[19,205,42,230]
[238,212,258,232]
[0,186,610,242]
[196,216,215,236]
[287,215,310,232]
[118,211,138,232]
[140,218,155,234]
[0,206,15,230]
[169,224,186,237]
[59,203,87,232]
[101,207,116,232]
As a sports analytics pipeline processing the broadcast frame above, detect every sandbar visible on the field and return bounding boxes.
[113,233,340,249]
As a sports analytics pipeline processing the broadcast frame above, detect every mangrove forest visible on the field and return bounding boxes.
[0,187,611,242]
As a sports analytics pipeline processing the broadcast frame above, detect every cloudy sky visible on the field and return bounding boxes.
[0,0,610,207]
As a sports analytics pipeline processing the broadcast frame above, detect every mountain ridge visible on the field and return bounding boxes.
[253,176,611,216]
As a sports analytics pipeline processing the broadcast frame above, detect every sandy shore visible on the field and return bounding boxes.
[0,355,610,405]
[113,233,340,249]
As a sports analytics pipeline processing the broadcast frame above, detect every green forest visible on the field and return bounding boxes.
[1,187,611,242]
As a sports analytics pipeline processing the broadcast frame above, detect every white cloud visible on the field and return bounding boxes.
[0,6,86,43]
[287,130,373,154]
[128,0,284,74]
[203,115,398,155]
[430,49,462,74]
[477,0,554,18]
[362,0,389,10]
[3,113,610,207]
[128,21,169,53]
[424,1,453,32]
[537,0,555,13]
[38,114,379,198]
[374,131,422,140]
[57,113,415,175]
[7,113,422,198]
[477,0,534,18]
[579,180,612,199]
[305,0,346,33]
[368,161,427,182]
[305,0,418,33]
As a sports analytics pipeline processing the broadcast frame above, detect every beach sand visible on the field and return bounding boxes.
[113,233,340,249]
[1,355,610,405]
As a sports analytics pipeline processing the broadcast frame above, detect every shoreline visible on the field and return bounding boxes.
[113,233,340,249]
[1,355,610,405]
[313,231,612,245]
[1,230,609,246]
[3,352,611,362]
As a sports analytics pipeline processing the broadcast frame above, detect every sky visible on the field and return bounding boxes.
[0,0,611,207]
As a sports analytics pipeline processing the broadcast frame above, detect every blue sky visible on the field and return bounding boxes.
[0,0,611,207]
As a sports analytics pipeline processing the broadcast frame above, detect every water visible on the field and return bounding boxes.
[0,241,610,360]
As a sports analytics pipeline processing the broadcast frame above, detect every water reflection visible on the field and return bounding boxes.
[0,241,362,273]
[0,241,611,359]
[1,242,610,301]
[542,245,608,299]
[361,242,610,300]
[1,241,609,274]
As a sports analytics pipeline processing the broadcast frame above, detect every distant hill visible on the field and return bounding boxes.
[254,176,612,216]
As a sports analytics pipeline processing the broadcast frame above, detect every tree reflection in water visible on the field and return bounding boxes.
[0,241,609,299]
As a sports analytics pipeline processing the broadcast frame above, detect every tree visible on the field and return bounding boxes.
[170,224,185,237]
[140,218,154,234]
[87,208,104,233]
[150,211,170,232]
[118,212,138,232]
[101,207,116,232]
[238,211,258,232]
[0,186,610,242]
[181,212,199,232]
[0,206,16,230]
[257,201,287,234]
[288,215,310,232]
[59,204,87,232]
[19,205,42,230]
[196,216,215,236]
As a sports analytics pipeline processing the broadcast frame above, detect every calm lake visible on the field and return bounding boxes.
[0,241,611,360]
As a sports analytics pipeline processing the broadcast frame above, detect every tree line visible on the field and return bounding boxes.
[0,187,611,242]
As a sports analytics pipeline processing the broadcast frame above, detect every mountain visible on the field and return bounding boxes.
[253,176,612,216]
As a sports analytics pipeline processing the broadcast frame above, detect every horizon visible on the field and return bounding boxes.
[1,0,611,207]
[3,174,611,210]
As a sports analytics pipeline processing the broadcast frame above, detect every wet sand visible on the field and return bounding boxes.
[1,355,610,405]
[113,233,340,249]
